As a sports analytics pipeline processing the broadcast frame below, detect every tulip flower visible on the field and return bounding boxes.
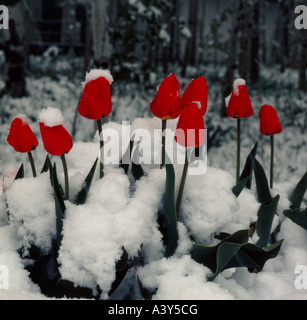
[174,102,205,219]
[150,73,181,168]
[180,76,208,116]
[7,115,38,177]
[226,79,254,183]
[78,69,114,179]
[259,104,283,189]
[39,107,73,200]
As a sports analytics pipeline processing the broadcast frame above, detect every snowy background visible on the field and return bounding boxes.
[0,0,307,300]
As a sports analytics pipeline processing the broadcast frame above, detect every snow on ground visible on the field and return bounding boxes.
[0,55,306,300]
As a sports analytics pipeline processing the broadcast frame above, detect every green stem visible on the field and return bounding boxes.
[176,149,189,220]
[161,119,167,169]
[236,118,241,184]
[60,154,69,201]
[27,151,37,178]
[270,135,274,189]
[97,118,104,179]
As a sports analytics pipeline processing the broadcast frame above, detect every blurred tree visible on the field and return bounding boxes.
[1,0,28,98]
[91,0,112,69]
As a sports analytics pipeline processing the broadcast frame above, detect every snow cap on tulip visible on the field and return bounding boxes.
[259,104,282,136]
[181,76,208,116]
[174,102,205,149]
[150,73,181,120]
[226,79,254,119]
[39,107,73,156]
[78,69,113,120]
[7,114,38,153]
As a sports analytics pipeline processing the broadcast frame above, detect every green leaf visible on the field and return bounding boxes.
[232,176,251,198]
[15,163,24,180]
[256,195,280,248]
[52,164,66,249]
[240,142,258,189]
[120,138,135,175]
[290,171,307,210]
[253,158,272,204]
[164,160,179,258]
[190,229,283,281]
[109,247,129,297]
[74,158,98,205]
[131,144,145,181]
[191,230,251,280]
[227,240,283,272]
[41,155,52,174]
[284,208,307,230]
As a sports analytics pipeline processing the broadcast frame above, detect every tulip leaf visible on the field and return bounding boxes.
[290,171,307,210]
[164,159,179,258]
[191,229,283,281]
[256,195,280,248]
[120,138,135,175]
[41,155,52,174]
[253,158,272,204]
[131,144,145,181]
[232,176,251,198]
[284,208,307,230]
[109,246,129,297]
[74,158,98,205]
[239,142,258,189]
[15,163,24,180]
[52,164,65,249]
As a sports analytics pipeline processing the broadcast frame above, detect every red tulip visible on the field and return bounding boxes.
[181,77,208,116]
[150,74,181,120]
[39,108,73,156]
[259,105,282,136]
[226,79,254,119]
[7,115,38,153]
[78,69,113,120]
[175,102,205,149]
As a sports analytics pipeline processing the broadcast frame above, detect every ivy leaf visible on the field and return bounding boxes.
[74,158,98,205]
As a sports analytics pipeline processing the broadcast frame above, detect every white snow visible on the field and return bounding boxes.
[81,69,114,88]
[6,173,56,255]
[13,114,28,125]
[233,78,246,95]
[38,107,64,127]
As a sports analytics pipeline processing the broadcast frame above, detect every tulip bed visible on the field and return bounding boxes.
[0,64,306,300]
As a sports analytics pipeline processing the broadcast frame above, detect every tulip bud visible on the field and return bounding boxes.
[150,73,181,120]
[259,104,282,136]
[78,69,113,120]
[226,79,254,119]
[39,107,73,156]
[175,102,205,149]
[181,77,208,116]
[7,115,38,153]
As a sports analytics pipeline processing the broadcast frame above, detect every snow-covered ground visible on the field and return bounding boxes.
[0,53,306,300]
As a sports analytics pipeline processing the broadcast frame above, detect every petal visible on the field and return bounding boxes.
[40,123,73,156]
[78,77,112,120]
[181,77,208,115]
[7,118,38,153]
[175,103,205,148]
[150,74,181,120]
